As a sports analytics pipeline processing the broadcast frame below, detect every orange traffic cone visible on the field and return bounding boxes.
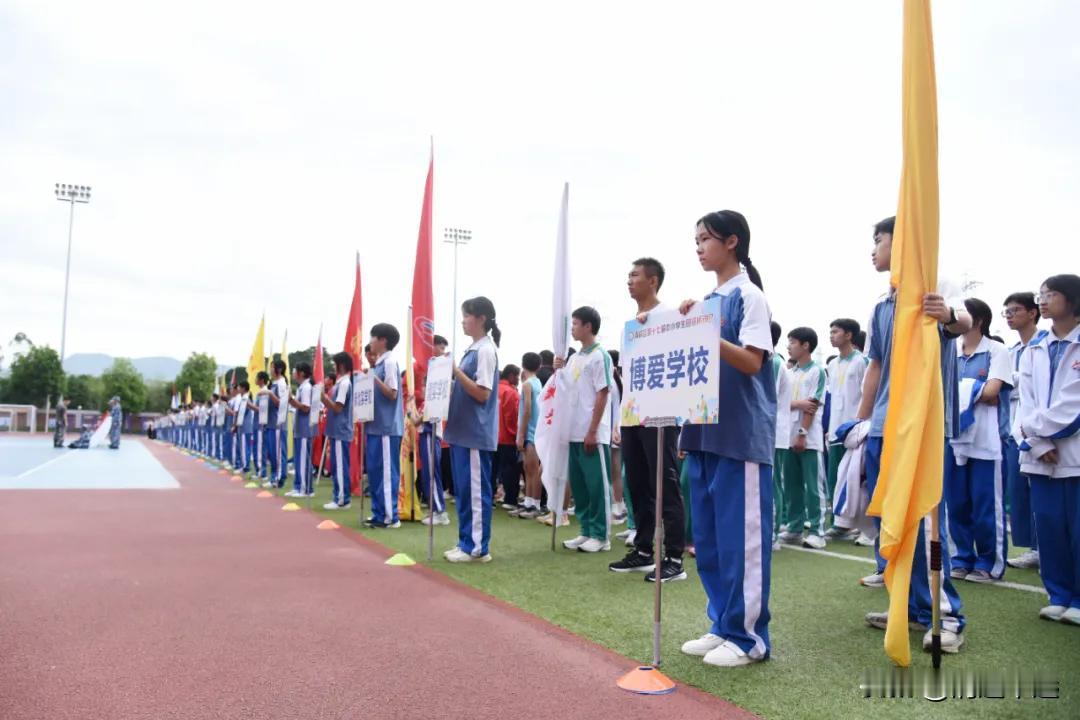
[616,666,676,695]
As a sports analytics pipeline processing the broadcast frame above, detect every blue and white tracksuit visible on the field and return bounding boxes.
[419,423,445,513]
[326,375,354,506]
[293,380,313,496]
[1016,324,1080,611]
[864,292,966,633]
[444,336,499,557]
[677,275,774,660]
[946,337,1011,578]
[1006,331,1049,549]
[366,353,404,524]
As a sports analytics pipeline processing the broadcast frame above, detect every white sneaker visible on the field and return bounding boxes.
[615,529,633,540]
[950,567,970,580]
[445,547,492,563]
[261,481,274,488]
[323,501,351,510]
[283,490,300,498]
[624,530,637,547]
[922,628,964,654]
[802,534,826,550]
[563,535,589,550]
[703,640,758,668]
[1039,605,1068,622]
[1007,550,1040,569]
[577,538,611,553]
[387,521,402,529]
[860,572,885,588]
[443,546,459,558]
[681,633,724,657]
[501,502,517,511]
[854,533,876,547]
[772,539,783,551]
[1062,608,1080,626]
[422,512,451,526]
[778,531,802,545]
[566,505,576,516]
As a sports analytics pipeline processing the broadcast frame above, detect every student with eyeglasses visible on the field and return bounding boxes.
[1002,292,1048,570]
[1015,275,1080,625]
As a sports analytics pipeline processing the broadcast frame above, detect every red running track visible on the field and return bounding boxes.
[0,439,754,720]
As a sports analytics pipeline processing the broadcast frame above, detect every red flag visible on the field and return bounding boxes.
[411,147,435,400]
[343,254,364,495]
[344,253,363,371]
[313,326,324,384]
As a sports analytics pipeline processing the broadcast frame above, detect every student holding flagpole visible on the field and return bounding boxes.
[443,297,501,563]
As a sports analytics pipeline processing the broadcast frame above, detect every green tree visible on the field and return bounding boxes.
[66,374,105,411]
[288,346,332,376]
[175,352,218,402]
[101,358,148,414]
[225,366,248,388]
[144,380,173,414]
[6,346,64,406]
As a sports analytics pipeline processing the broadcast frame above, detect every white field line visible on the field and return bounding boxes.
[781,543,1047,596]
[15,451,78,479]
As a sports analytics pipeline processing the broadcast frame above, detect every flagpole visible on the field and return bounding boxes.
[427,429,436,562]
[930,507,942,668]
[651,425,666,667]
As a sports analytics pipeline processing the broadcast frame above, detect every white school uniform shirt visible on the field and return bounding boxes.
[235,395,248,427]
[273,377,289,427]
[826,350,869,442]
[774,357,793,451]
[213,401,225,427]
[566,343,614,445]
[789,361,827,451]
[256,389,270,426]
[1007,330,1049,431]
[308,381,322,428]
[1016,324,1080,478]
[951,336,1011,462]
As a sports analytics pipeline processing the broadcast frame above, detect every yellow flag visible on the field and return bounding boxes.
[185,386,192,406]
[867,0,943,668]
[247,314,266,388]
[398,306,422,520]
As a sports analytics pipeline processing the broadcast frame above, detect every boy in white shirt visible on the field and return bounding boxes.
[780,326,828,549]
[558,306,614,554]
[824,318,869,537]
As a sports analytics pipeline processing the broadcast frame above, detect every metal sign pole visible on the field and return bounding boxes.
[644,416,676,668]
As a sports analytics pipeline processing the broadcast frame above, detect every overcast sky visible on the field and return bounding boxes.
[2,0,1078,373]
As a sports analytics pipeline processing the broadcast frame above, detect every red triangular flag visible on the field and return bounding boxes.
[411,146,435,399]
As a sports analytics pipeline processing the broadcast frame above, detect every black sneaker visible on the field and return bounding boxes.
[363,518,389,529]
[645,559,687,583]
[608,551,656,573]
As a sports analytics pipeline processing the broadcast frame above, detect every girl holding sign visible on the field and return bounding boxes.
[677,210,777,668]
[443,296,501,563]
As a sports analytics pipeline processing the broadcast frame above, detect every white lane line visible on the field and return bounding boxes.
[15,451,78,479]
[781,544,1047,596]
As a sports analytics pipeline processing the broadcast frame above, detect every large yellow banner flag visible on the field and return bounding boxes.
[398,306,423,521]
[866,0,943,668]
[247,315,266,390]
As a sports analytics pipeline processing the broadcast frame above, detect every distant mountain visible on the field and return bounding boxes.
[63,354,232,381]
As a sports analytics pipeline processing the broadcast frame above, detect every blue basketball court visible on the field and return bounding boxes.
[0,436,179,489]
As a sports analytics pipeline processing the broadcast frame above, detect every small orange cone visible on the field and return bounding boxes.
[316,520,340,530]
[256,490,274,498]
[616,666,676,695]
[230,475,243,483]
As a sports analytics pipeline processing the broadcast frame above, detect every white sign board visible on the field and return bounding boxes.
[619,298,722,427]
[352,372,375,424]
[423,356,453,421]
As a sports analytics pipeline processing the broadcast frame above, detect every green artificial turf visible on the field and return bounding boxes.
[233,464,1078,720]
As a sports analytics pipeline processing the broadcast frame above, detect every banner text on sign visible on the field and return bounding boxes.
[423,356,452,421]
[352,372,374,424]
[619,298,722,427]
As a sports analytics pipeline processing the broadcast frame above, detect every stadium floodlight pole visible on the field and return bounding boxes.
[54,183,92,370]
[442,227,471,360]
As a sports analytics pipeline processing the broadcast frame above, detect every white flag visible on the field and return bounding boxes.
[552,182,571,360]
[537,182,572,512]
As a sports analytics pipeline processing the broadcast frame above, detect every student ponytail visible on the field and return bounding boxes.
[698,209,763,291]
[963,297,993,337]
[462,296,501,347]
